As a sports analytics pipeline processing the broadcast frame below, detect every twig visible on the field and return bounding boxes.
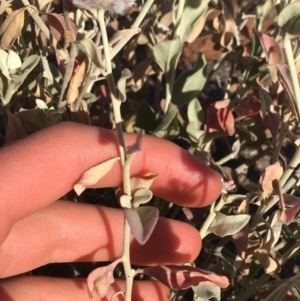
[98,8,134,301]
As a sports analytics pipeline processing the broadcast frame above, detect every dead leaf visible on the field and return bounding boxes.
[87,259,121,298]
[260,162,283,198]
[130,172,158,193]
[0,0,12,15]
[0,7,26,50]
[67,56,90,104]
[215,0,235,48]
[260,33,284,66]
[73,157,120,195]
[205,99,235,136]
[142,265,229,290]
[253,220,281,274]
[234,95,261,117]
[186,8,220,43]
[273,179,300,225]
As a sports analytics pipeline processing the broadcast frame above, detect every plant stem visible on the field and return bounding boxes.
[98,9,126,165]
[98,9,135,301]
[122,219,135,301]
[283,34,300,120]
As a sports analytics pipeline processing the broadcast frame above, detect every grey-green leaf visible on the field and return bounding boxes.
[187,98,204,129]
[154,102,179,139]
[278,0,300,35]
[21,54,40,72]
[124,206,159,245]
[193,284,221,301]
[117,68,132,102]
[174,0,208,42]
[207,212,250,237]
[171,54,206,107]
[153,38,182,75]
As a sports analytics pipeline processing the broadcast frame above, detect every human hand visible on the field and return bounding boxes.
[0,122,221,301]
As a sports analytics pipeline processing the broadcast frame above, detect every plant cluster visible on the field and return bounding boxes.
[2,0,300,300]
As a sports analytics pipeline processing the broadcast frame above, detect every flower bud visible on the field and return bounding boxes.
[72,0,136,15]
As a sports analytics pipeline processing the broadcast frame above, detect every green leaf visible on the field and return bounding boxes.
[207,212,250,237]
[187,98,204,129]
[153,38,182,97]
[174,0,208,42]
[154,102,179,139]
[125,206,159,245]
[153,38,182,75]
[187,98,205,142]
[171,54,206,107]
[21,54,40,72]
[278,0,300,35]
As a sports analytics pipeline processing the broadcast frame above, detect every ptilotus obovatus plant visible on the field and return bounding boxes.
[70,0,229,300]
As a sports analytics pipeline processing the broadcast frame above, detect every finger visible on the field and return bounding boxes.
[0,201,201,278]
[0,122,221,242]
[0,276,169,301]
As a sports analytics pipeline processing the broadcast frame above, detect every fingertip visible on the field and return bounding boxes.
[198,167,222,207]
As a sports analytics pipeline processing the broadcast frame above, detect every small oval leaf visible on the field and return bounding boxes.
[207,212,250,237]
[124,206,159,245]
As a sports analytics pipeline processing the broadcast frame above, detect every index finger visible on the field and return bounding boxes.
[0,122,221,242]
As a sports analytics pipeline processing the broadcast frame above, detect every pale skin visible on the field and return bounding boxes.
[0,122,222,301]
